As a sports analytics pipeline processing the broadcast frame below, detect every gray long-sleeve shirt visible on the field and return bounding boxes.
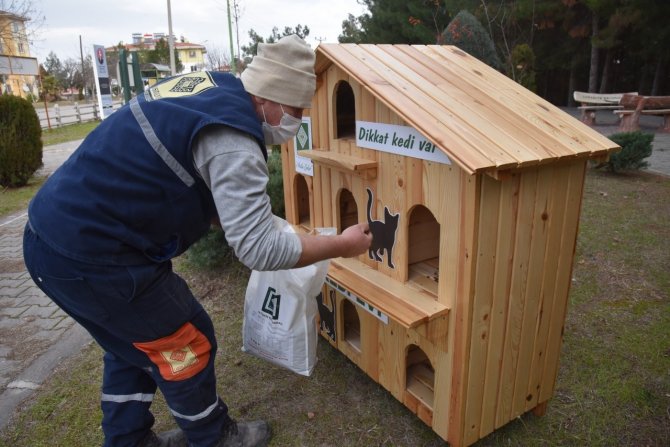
[192,125,302,271]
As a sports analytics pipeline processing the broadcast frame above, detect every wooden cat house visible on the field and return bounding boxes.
[278,43,619,447]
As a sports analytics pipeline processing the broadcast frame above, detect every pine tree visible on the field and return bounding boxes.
[441,10,502,70]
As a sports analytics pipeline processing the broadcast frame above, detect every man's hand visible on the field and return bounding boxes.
[339,223,372,258]
[294,222,372,268]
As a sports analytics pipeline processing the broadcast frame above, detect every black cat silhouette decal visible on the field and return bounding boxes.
[366,188,399,269]
[316,290,336,342]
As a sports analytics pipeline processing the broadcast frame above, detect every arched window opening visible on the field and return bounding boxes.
[338,189,358,233]
[335,81,356,139]
[342,299,361,352]
[295,175,310,229]
[405,345,434,410]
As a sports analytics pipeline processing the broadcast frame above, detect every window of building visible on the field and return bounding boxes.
[189,50,196,58]
[18,43,25,54]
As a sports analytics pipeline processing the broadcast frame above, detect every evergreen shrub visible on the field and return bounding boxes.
[441,10,502,70]
[0,94,43,187]
[599,131,654,173]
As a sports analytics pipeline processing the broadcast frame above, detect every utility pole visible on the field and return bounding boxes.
[167,0,176,75]
[79,35,86,98]
[233,0,241,69]
[226,0,236,74]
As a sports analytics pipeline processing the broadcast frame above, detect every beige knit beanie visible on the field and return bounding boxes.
[241,34,316,109]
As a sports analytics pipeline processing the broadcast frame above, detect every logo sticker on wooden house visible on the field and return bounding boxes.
[294,117,313,176]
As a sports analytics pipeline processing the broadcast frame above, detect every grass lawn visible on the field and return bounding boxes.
[41,121,98,147]
[0,168,667,446]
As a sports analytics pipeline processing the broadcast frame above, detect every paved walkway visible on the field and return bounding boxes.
[0,139,90,430]
[0,110,669,432]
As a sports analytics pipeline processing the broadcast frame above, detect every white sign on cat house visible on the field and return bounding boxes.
[356,121,452,165]
[293,117,313,176]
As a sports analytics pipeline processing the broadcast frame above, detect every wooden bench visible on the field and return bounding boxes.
[613,94,670,133]
[573,91,637,125]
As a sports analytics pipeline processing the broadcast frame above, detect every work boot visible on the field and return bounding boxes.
[215,419,272,447]
[138,428,188,447]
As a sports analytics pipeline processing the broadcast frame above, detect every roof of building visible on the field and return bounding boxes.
[107,42,206,52]
[316,43,619,175]
[0,11,28,22]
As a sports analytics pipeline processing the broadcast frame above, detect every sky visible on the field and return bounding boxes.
[28,0,368,64]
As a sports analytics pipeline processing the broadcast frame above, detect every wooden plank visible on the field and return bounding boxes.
[479,173,520,437]
[524,163,571,412]
[620,94,670,109]
[321,161,333,228]
[328,257,450,328]
[448,171,480,447]
[464,174,501,445]
[358,307,380,381]
[511,166,554,416]
[431,342,452,441]
[377,44,557,165]
[300,149,378,174]
[352,44,520,170]
[280,144,296,225]
[377,318,407,400]
[538,161,586,402]
[573,91,633,104]
[377,151,406,281]
[496,170,538,428]
[418,45,618,157]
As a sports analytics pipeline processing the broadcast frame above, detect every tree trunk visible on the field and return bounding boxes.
[568,58,578,107]
[599,48,612,93]
[651,56,666,96]
[588,13,599,93]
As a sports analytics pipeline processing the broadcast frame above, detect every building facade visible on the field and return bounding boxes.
[0,10,39,99]
[108,32,207,77]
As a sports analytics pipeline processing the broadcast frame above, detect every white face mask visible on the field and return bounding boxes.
[261,105,302,145]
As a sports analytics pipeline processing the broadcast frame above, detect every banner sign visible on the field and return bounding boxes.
[92,45,114,119]
[294,116,313,176]
[0,56,38,75]
[356,121,451,165]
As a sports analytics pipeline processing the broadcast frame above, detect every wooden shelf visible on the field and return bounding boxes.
[299,149,378,179]
[329,257,449,329]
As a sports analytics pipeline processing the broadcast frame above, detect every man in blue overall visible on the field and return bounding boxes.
[23,35,372,447]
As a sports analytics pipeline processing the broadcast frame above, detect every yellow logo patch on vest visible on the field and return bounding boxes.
[134,322,211,381]
[148,72,216,100]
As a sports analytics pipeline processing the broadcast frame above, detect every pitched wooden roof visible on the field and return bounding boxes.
[315,43,619,175]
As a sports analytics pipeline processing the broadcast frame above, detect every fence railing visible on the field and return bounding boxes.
[35,102,124,130]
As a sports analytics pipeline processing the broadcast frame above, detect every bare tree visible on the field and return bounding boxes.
[0,0,44,49]
[204,45,232,71]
